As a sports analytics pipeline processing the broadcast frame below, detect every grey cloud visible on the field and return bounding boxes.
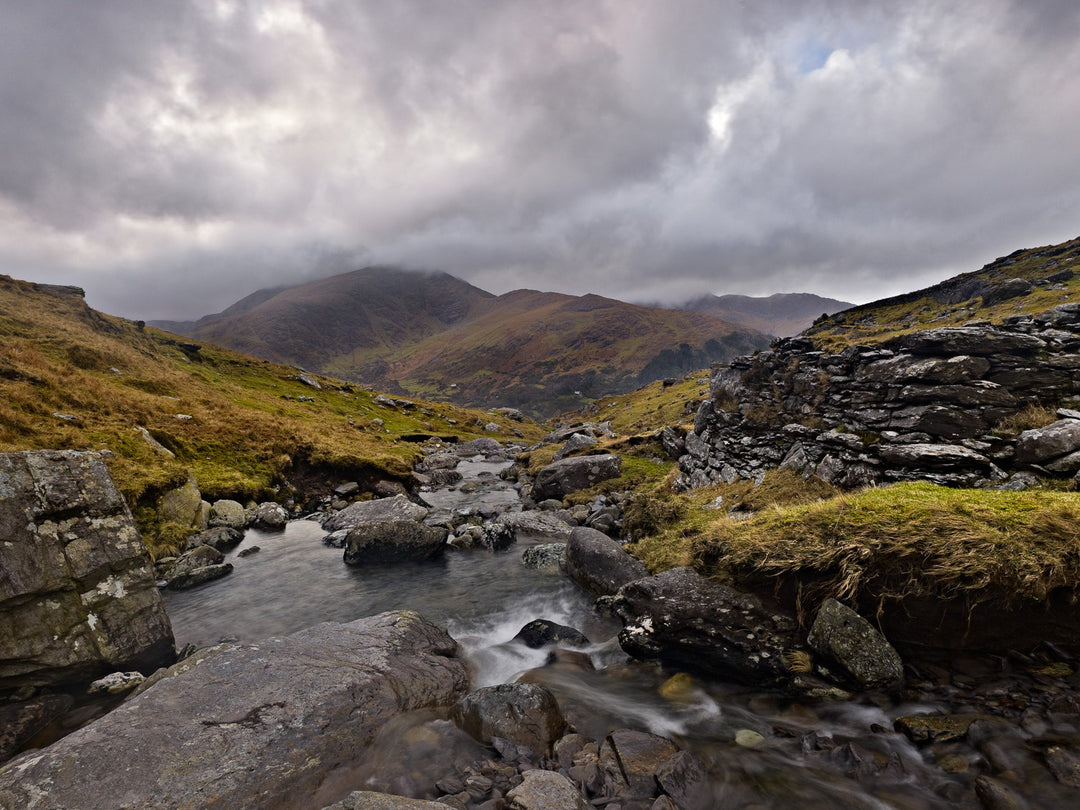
[0,1,1078,319]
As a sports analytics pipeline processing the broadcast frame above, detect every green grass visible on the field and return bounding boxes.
[689,482,1080,611]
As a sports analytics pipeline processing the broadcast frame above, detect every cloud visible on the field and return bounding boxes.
[0,0,1078,319]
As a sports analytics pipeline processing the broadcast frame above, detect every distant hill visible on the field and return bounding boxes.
[156,268,770,417]
[681,292,853,337]
[804,235,1080,349]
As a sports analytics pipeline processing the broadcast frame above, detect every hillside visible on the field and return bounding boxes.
[681,292,853,337]
[0,275,540,550]
[805,235,1080,349]
[159,268,769,417]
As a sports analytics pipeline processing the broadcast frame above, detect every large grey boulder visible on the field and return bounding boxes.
[455,683,566,755]
[890,327,1046,356]
[0,450,175,693]
[878,443,990,471]
[0,612,468,810]
[1015,418,1080,465]
[807,599,904,689]
[531,454,622,501]
[564,527,648,597]
[247,501,288,530]
[323,494,429,533]
[506,770,589,810]
[157,478,206,530]
[614,567,796,685]
[322,792,446,809]
[343,521,449,566]
[497,511,574,541]
[163,544,233,590]
[207,499,246,530]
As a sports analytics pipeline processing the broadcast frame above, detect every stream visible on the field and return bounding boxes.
[163,452,1080,809]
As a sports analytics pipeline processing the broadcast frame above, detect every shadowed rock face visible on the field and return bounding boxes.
[0,450,175,693]
[0,611,469,810]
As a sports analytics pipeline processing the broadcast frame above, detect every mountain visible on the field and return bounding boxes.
[157,268,770,417]
[804,235,1080,349]
[0,274,540,553]
[681,292,854,337]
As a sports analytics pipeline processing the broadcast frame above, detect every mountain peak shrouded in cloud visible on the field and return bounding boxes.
[1,1,1079,320]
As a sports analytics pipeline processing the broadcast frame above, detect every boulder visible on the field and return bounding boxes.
[0,450,175,693]
[807,599,904,689]
[513,619,589,649]
[599,729,679,800]
[613,567,796,685]
[421,452,460,471]
[166,562,233,591]
[0,612,468,810]
[505,770,589,810]
[981,277,1033,306]
[521,543,567,570]
[497,511,574,541]
[0,694,74,763]
[455,683,566,755]
[323,495,429,533]
[157,478,205,529]
[554,432,598,460]
[531,455,622,501]
[1015,419,1080,465]
[890,327,1046,356]
[208,499,246,530]
[564,527,648,597]
[185,526,243,552]
[878,443,990,470]
[163,544,233,591]
[247,502,288,530]
[343,521,448,566]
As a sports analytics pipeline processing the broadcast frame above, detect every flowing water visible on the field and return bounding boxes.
[163,457,1080,809]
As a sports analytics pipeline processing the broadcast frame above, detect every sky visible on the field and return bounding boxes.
[1,0,1079,321]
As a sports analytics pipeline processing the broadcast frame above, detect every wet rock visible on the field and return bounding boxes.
[323,494,429,533]
[456,437,504,457]
[974,775,1029,810]
[564,527,649,597]
[506,769,588,810]
[521,543,567,569]
[1015,419,1080,465]
[208,498,246,530]
[163,544,231,590]
[455,683,566,755]
[321,791,446,809]
[514,619,589,649]
[531,454,622,501]
[247,502,288,530]
[613,567,795,685]
[1043,744,1080,788]
[894,713,989,745]
[0,694,74,763]
[184,526,243,552]
[422,452,461,471]
[654,750,710,809]
[0,450,175,692]
[165,562,233,591]
[343,521,449,566]
[0,612,468,810]
[807,598,904,689]
[599,729,679,800]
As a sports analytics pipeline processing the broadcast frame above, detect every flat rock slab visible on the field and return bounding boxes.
[323,495,429,533]
[0,611,469,810]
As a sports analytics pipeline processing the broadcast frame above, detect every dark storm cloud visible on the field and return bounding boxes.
[0,0,1078,320]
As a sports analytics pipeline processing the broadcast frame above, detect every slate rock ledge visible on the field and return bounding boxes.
[0,611,469,810]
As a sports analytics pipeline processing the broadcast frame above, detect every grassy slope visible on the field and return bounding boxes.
[0,275,542,550]
[806,236,1080,350]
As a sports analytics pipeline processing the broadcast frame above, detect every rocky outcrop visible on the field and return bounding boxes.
[531,454,622,501]
[343,521,449,566]
[564,527,648,597]
[677,311,1080,490]
[613,567,796,685]
[0,612,468,810]
[0,450,175,693]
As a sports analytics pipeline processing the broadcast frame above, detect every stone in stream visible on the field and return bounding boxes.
[505,770,589,810]
[521,543,567,570]
[343,521,449,565]
[513,619,590,649]
[455,683,567,755]
[598,729,680,800]
[564,527,649,597]
[613,567,796,685]
[321,792,447,809]
[184,525,243,552]
[807,598,904,689]
[246,501,289,530]
[0,450,176,693]
[0,612,469,810]
[323,494,429,533]
[207,498,246,530]
[531,454,622,501]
